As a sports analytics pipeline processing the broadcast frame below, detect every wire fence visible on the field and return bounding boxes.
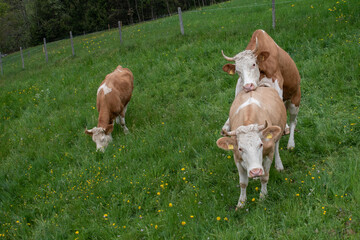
[0,0,300,78]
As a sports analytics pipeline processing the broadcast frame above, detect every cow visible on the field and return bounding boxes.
[221,29,301,150]
[85,65,134,152]
[217,87,286,209]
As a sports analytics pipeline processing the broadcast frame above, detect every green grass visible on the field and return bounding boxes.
[1,0,360,239]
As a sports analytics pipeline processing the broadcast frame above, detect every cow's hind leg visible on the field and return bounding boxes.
[285,101,299,149]
[274,141,284,171]
[116,104,129,134]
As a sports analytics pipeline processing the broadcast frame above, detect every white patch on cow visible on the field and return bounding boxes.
[97,83,112,95]
[235,97,261,115]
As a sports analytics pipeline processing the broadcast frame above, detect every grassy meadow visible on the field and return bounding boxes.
[1,0,359,239]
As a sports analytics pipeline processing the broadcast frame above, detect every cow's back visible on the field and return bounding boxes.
[229,87,286,132]
[104,66,133,104]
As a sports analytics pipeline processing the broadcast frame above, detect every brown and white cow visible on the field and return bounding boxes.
[221,29,301,150]
[217,87,286,209]
[85,65,134,152]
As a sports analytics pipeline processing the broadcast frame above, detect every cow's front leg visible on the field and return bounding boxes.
[235,161,248,210]
[285,101,299,149]
[260,155,272,200]
[116,105,129,134]
[221,118,230,136]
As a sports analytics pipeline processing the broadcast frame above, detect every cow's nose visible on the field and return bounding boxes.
[243,83,255,92]
[249,168,263,178]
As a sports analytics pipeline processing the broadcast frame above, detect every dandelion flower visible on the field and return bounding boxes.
[216,217,221,221]
[75,231,79,234]
[169,203,173,207]
[181,221,186,226]
[252,198,255,202]
[157,192,160,196]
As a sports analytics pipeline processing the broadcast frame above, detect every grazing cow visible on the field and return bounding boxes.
[85,65,134,152]
[221,29,301,149]
[217,87,286,209]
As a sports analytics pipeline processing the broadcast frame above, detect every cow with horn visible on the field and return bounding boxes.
[221,29,301,150]
[216,87,286,209]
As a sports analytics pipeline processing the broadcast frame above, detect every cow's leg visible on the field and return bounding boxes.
[235,161,248,210]
[222,81,243,135]
[221,118,230,135]
[285,101,299,149]
[260,155,272,200]
[284,123,290,135]
[117,104,129,134]
[274,140,284,171]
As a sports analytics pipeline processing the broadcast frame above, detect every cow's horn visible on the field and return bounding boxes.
[221,50,236,61]
[223,129,237,136]
[258,120,268,131]
[252,37,259,53]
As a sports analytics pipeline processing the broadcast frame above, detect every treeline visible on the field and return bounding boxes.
[0,0,226,54]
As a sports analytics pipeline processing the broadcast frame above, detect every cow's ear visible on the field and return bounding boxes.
[261,126,282,142]
[85,129,94,136]
[222,64,236,75]
[257,51,270,63]
[216,137,236,151]
[105,124,114,135]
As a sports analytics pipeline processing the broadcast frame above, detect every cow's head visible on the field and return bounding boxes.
[85,124,114,152]
[222,38,270,92]
[216,121,281,178]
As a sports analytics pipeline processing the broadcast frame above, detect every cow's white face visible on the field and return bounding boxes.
[85,127,112,152]
[234,51,261,92]
[234,125,264,177]
[217,123,282,178]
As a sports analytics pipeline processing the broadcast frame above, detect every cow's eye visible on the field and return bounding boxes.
[252,63,256,67]
[259,143,263,148]
[238,148,243,152]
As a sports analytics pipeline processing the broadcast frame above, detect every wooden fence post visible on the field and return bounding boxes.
[20,47,24,69]
[0,52,3,75]
[272,0,276,29]
[118,21,122,44]
[70,31,75,56]
[178,7,184,35]
[43,38,48,63]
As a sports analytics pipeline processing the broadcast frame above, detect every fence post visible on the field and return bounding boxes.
[70,31,75,56]
[272,0,276,29]
[118,21,122,44]
[43,38,48,63]
[0,52,3,75]
[178,7,184,35]
[20,47,24,69]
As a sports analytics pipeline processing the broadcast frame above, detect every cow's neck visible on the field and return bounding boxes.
[97,108,112,128]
